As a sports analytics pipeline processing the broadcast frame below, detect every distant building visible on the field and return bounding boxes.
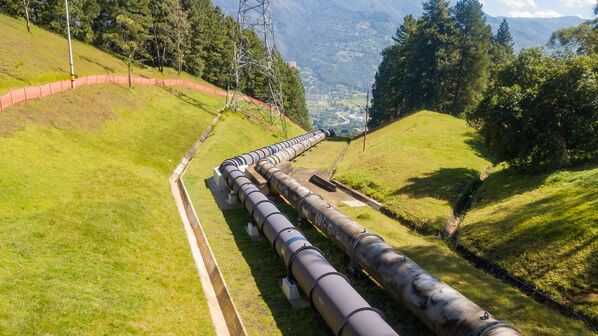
[288,61,297,69]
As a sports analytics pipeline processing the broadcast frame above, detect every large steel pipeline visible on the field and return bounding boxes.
[219,130,399,336]
[255,145,522,336]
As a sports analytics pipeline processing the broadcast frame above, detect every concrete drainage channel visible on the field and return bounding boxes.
[170,111,247,336]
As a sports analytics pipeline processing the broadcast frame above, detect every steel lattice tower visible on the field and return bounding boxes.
[227,0,287,136]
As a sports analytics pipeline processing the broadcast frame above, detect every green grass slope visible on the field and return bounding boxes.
[335,111,491,232]
[460,164,598,321]
[0,14,216,94]
[292,137,349,170]
[0,83,225,334]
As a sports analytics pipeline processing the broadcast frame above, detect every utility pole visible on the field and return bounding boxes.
[363,89,369,152]
[65,0,75,89]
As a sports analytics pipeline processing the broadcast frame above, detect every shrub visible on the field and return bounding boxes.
[469,48,598,172]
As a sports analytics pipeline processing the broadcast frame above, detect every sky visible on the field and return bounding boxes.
[481,0,597,19]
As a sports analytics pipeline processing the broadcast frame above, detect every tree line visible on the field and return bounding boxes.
[371,0,597,173]
[0,0,312,130]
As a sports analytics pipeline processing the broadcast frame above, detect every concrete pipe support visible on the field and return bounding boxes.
[218,130,398,336]
[255,141,522,336]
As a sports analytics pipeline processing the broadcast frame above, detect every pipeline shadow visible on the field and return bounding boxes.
[218,201,433,336]
[218,205,330,336]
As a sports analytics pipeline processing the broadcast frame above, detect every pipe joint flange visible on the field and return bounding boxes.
[467,320,520,336]
[308,272,351,308]
[337,307,386,336]
[249,199,278,223]
[272,226,305,258]
[350,232,383,271]
[242,189,263,208]
[297,192,325,223]
[258,211,291,232]
[266,167,284,180]
[286,245,324,284]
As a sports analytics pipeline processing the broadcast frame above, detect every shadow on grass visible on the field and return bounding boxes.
[78,55,119,73]
[156,85,218,116]
[392,168,480,204]
[219,203,432,335]
[463,131,496,164]
[461,190,598,306]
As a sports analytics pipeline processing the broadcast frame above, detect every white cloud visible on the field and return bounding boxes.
[533,10,563,18]
[508,10,534,17]
[499,0,537,10]
[508,9,563,18]
[563,0,596,8]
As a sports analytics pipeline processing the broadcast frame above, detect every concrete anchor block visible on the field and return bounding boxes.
[213,167,226,188]
[245,222,261,241]
[226,191,239,206]
[279,278,309,309]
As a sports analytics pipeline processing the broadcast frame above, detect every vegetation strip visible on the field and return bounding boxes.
[169,112,248,336]
[0,74,304,131]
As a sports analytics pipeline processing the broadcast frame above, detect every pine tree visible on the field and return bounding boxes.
[409,0,458,112]
[449,0,492,116]
[160,0,189,76]
[370,15,417,126]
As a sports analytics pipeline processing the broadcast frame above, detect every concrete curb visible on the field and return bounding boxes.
[169,112,247,336]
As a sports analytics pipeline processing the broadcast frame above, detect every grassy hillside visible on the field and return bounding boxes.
[0,14,216,94]
[460,164,598,321]
[0,83,226,334]
[335,111,491,232]
[292,137,349,170]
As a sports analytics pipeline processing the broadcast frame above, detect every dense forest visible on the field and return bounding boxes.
[371,0,597,172]
[0,0,312,130]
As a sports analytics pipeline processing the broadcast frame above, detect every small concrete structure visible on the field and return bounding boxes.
[279,277,308,309]
[245,222,261,241]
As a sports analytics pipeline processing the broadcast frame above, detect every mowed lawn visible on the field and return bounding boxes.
[292,137,349,170]
[335,111,491,232]
[460,164,598,321]
[0,83,224,334]
[0,14,219,94]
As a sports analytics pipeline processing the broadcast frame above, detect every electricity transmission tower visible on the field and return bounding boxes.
[226,0,287,136]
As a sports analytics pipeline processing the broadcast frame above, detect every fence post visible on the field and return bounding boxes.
[10,90,14,105]
[24,88,27,101]
[39,86,43,98]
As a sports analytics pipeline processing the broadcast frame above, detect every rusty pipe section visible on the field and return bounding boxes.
[219,131,399,336]
[255,147,522,336]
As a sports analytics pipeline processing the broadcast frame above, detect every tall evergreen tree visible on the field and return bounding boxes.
[449,0,492,115]
[370,15,417,127]
[161,0,189,76]
[409,0,457,113]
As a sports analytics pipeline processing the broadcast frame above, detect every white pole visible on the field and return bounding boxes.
[65,0,75,89]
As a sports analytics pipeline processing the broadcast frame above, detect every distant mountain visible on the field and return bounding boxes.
[212,0,584,93]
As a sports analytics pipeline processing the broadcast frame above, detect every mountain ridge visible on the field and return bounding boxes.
[213,0,585,92]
